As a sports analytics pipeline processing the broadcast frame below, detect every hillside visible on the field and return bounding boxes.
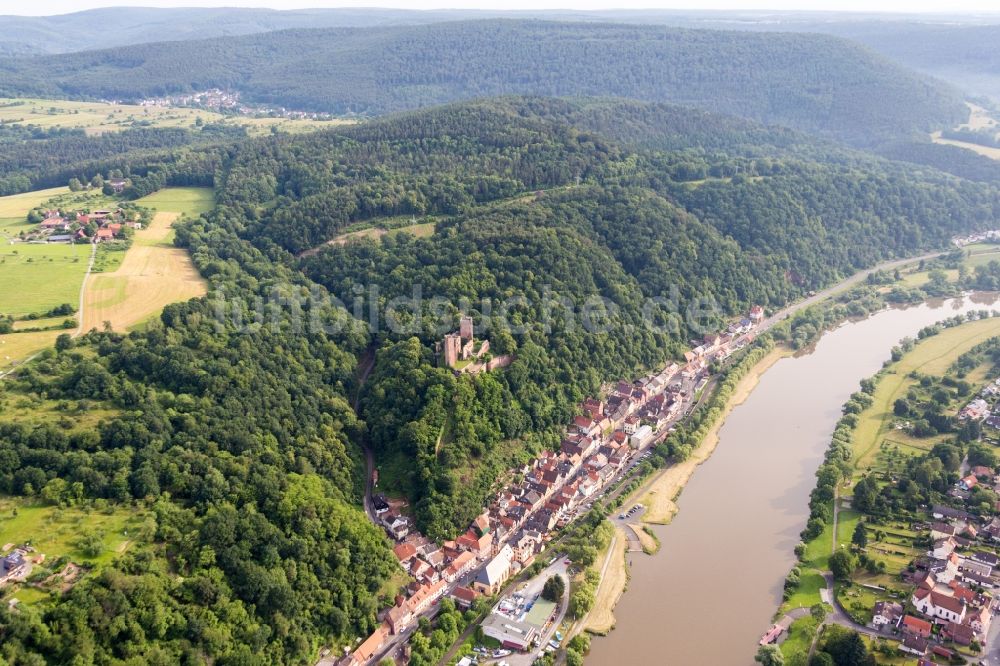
[0,20,967,146]
[2,97,999,663]
[217,97,1000,537]
[0,6,454,56]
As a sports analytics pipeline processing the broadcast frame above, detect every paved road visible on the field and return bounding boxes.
[982,610,1000,665]
[758,250,945,332]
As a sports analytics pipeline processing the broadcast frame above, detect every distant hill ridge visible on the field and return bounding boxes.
[0,19,967,146]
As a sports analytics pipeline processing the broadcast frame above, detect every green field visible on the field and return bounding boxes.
[900,245,1000,287]
[387,221,436,238]
[0,497,150,569]
[0,242,90,317]
[0,97,352,137]
[780,615,820,662]
[135,186,215,219]
[781,570,826,612]
[850,316,1000,473]
[0,186,71,219]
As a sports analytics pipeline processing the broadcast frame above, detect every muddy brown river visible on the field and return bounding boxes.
[586,294,1000,665]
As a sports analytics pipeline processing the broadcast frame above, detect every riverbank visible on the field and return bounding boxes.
[582,524,629,635]
[771,310,1000,665]
[637,345,790,524]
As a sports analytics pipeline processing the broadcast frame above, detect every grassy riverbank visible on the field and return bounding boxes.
[851,315,1000,475]
[583,524,629,635]
[638,345,790,524]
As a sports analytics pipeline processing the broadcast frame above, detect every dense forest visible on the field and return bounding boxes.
[238,98,1000,538]
[0,20,967,146]
[2,96,1000,663]
[0,202,394,662]
[0,123,243,196]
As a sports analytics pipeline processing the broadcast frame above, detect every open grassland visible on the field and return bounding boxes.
[780,570,827,614]
[0,243,90,317]
[930,101,1000,161]
[960,102,999,131]
[305,218,439,257]
[850,317,1000,474]
[134,186,215,219]
[82,210,207,332]
[0,97,352,136]
[0,497,147,568]
[0,331,62,373]
[0,186,70,219]
[899,245,1000,287]
[931,132,1000,161]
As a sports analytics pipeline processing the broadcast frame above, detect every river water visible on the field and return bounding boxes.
[586,294,1000,666]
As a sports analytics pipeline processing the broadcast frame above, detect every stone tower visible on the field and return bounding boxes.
[459,315,474,341]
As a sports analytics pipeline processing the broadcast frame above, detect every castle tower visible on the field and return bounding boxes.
[459,315,474,341]
[444,333,462,367]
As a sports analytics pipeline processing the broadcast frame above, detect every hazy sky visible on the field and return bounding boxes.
[8,0,1000,16]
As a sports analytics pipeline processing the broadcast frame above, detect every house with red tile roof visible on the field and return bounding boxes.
[449,585,480,609]
[405,579,445,615]
[393,542,417,565]
[443,551,476,583]
[347,621,390,665]
[901,615,932,638]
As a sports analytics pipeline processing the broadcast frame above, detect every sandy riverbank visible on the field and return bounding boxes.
[580,346,790,638]
[638,345,790,524]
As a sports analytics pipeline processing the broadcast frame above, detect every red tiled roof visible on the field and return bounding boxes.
[450,585,479,604]
[903,615,932,633]
[931,592,966,614]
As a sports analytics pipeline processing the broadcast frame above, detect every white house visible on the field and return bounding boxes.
[630,425,653,449]
[872,601,902,628]
[912,588,966,624]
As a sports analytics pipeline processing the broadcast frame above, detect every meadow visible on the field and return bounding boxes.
[0,242,90,317]
[850,316,1000,473]
[0,497,149,568]
[0,97,351,136]
[81,187,212,331]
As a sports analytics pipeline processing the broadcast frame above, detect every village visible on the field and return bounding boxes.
[810,375,1000,663]
[18,199,139,245]
[337,305,765,665]
[136,88,336,121]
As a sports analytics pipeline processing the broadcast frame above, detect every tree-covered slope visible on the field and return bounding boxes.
[2,97,999,662]
[222,98,1000,536]
[0,20,966,145]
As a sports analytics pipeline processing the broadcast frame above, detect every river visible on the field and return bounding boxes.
[586,293,1000,666]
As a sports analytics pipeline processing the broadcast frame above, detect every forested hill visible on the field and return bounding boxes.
[0,20,966,146]
[230,97,1000,537]
[2,96,999,662]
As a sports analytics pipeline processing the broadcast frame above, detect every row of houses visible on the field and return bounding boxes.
[953,230,1000,247]
[342,306,765,665]
[27,206,138,244]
